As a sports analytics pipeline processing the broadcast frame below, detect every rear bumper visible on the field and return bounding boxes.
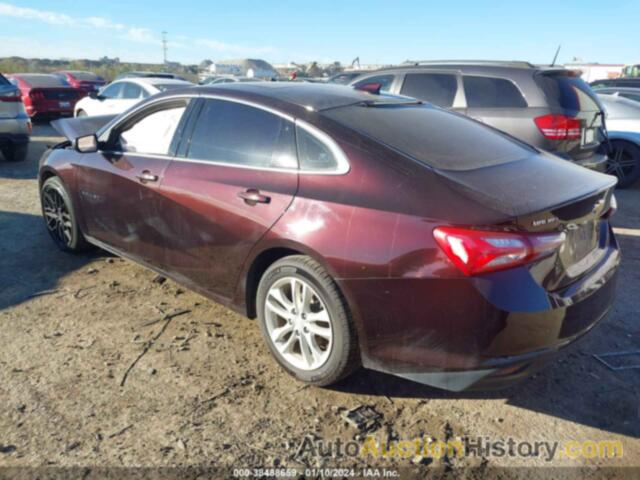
[0,116,31,143]
[340,231,620,391]
[26,103,74,119]
[573,152,608,172]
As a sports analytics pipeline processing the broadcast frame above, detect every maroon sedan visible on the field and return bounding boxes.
[8,73,83,119]
[53,71,106,95]
[39,83,619,391]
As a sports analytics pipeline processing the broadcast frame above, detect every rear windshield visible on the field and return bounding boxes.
[536,73,601,113]
[71,71,103,81]
[155,83,188,92]
[324,104,532,171]
[19,75,70,88]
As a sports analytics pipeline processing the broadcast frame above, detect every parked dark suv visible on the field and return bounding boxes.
[351,61,607,171]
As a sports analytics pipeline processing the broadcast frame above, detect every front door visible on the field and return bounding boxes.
[159,98,299,299]
[76,98,191,266]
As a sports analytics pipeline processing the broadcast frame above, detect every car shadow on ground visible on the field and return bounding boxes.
[333,345,640,438]
[0,211,100,310]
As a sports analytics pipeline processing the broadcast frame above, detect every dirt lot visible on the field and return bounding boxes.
[0,124,639,479]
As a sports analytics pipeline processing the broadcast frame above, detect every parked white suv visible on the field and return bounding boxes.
[0,73,30,162]
[74,77,193,117]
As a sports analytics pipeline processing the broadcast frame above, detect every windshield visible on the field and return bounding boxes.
[324,104,532,171]
[71,71,103,82]
[0,74,9,86]
[19,75,70,88]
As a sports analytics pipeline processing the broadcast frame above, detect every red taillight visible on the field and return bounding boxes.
[433,227,566,276]
[534,114,581,141]
[29,90,45,101]
[0,90,21,102]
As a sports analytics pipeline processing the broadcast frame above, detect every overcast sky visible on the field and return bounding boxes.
[0,0,638,65]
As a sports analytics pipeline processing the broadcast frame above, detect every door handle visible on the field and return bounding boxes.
[237,189,271,205]
[136,170,158,184]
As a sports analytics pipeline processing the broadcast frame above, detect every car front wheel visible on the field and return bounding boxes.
[257,255,360,386]
[40,176,90,252]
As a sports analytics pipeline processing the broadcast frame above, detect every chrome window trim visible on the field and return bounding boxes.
[100,93,351,176]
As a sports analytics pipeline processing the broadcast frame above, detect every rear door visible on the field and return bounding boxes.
[159,98,299,299]
[461,75,543,144]
[76,97,191,266]
[399,71,464,113]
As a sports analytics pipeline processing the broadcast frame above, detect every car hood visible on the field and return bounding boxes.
[434,151,617,218]
[51,114,117,141]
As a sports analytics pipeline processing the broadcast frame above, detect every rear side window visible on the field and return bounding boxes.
[400,73,458,107]
[619,92,640,103]
[0,74,10,86]
[187,99,297,169]
[353,75,395,93]
[101,83,124,99]
[122,82,143,99]
[296,126,339,172]
[536,74,601,113]
[463,76,527,108]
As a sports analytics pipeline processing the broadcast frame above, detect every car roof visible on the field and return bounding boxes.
[172,82,412,112]
[360,61,569,77]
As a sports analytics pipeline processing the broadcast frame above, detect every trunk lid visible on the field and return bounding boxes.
[436,151,617,289]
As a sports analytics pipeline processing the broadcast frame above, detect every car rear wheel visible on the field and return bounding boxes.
[1,143,28,162]
[256,255,360,386]
[606,139,640,188]
[40,176,90,252]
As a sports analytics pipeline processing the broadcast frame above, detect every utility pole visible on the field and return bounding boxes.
[162,31,168,64]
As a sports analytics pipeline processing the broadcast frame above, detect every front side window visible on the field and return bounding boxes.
[186,99,297,169]
[100,83,124,99]
[118,105,187,155]
[400,73,458,107]
[463,76,528,108]
[353,75,395,93]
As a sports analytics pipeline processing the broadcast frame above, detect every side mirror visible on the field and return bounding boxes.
[75,134,98,153]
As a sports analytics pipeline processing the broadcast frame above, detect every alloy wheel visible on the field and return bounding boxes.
[606,144,637,181]
[42,187,73,248]
[264,276,333,371]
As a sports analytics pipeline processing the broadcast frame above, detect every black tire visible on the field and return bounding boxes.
[1,142,28,162]
[76,110,87,117]
[256,255,360,386]
[40,176,91,252]
[605,139,640,188]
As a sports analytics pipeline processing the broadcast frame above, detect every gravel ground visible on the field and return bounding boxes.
[0,124,638,479]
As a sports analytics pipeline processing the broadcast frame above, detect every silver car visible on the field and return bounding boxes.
[598,93,640,187]
[350,61,608,171]
[0,73,30,162]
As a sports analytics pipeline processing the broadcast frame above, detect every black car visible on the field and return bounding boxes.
[351,61,608,171]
